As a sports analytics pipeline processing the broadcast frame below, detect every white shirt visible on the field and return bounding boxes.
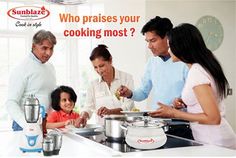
[182,63,236,149]
[81,68,134,125]
[6,53,56,128]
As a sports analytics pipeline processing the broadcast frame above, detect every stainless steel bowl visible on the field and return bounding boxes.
[48,130,63,155]
[24,94,40,123]
[43,136,54,156]
[24,105,40,123]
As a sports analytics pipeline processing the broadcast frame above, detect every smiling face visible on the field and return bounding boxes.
[32,39,54,63]
[145,31,169,57]
[91,57,113,79]
[59,92,75,114]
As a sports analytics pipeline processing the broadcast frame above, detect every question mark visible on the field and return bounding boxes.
[130,28,135,36]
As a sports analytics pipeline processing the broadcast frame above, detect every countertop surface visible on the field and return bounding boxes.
[0,129,235,157]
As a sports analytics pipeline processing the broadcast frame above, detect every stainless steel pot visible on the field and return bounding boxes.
[104,115,126,141]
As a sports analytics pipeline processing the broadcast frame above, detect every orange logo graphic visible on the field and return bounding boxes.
[137,138,155,144]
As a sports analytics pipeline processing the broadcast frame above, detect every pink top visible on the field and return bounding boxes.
[182,63,236,149]
[47,110,80,128]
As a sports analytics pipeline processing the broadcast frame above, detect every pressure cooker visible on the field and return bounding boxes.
[121,121,167,149]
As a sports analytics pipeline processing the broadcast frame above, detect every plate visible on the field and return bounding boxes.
[65,124,103,133]
[121,110,154,116]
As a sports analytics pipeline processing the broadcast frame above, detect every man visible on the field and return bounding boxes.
[6,30,57,131]
[119,16,193,139]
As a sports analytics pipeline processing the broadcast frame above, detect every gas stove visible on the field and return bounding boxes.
[76,131,202,153]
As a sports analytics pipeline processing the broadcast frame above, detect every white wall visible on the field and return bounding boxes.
[146,0,236,131]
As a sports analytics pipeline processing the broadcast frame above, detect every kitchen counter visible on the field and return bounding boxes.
[0,129,235,157]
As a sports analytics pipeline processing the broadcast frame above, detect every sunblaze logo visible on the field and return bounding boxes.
[137,138,155,144]
[7,6,50,20]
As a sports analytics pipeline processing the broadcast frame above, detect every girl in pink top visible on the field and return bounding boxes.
[149,23,236,149]
[47,85,80,129]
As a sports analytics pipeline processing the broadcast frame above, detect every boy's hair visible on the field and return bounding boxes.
[51,85,77,111]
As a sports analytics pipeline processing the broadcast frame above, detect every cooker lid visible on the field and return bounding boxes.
[129,121,165,128]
